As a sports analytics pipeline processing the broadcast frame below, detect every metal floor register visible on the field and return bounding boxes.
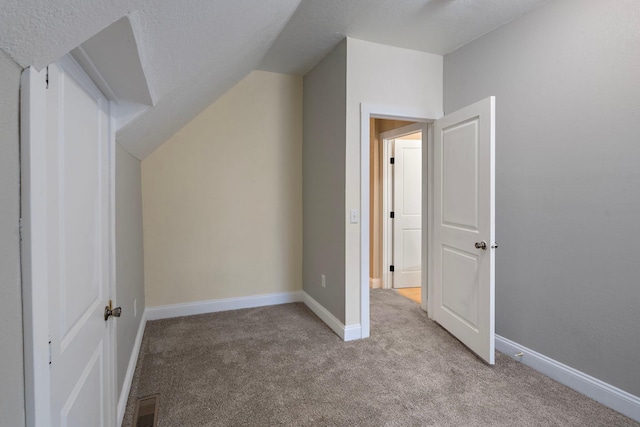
[133,395,158,427]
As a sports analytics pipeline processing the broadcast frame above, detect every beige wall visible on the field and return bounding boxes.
[142,71,302,307]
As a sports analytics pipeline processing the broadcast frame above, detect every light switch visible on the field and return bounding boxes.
[350,209,359,224]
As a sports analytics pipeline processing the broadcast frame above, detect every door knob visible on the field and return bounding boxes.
[475,241,487,250]
[104,300,122,321]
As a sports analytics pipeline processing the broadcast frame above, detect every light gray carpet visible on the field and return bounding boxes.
[123,290,638,426]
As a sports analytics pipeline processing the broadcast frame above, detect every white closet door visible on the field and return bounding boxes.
[393,139,422,289]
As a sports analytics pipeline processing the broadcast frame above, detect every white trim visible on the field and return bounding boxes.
[496,335,640,422]
[424,123,434,314]
[21,65,51,427]
[107,97,118,427]
[117,310,147,426]
[302,292,361,341]
[146,291,303,321]
[343,324,363,341]
[359,105,371,339]
[369,278,381,289]
[364,104,443,122]
[382,134,393,289]
[360,103,441,340]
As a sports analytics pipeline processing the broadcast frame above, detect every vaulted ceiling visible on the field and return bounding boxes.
[0,0,550,159]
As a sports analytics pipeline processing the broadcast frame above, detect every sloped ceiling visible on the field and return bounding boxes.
[0,0,550,159]
[0,0,302,159]
[260,0,552,75]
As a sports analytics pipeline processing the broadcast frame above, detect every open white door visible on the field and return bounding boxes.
[22,55,115,426]
[392,139,422,289]
[431,96,495,364]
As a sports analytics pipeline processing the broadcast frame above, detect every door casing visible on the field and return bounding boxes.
[359,104,443,338]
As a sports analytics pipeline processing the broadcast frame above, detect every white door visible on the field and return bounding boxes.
[392,139,422,288]
[431,96,495,364]
[23,56,115,426]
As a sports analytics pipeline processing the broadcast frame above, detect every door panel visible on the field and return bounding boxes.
[442,120,479,231]
[393,140,422,288]
[46,58,112,426]
[61,72,104,335]
[62,346,104,426]
[432,96,495,364]
[441,246,479,329]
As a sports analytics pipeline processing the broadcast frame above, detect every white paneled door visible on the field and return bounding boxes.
[432,97,496,364]
[23,56,115,426]
[392,139,422,289]
[47,57,114,427]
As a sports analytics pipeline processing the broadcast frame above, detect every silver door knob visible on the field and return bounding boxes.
[104,300,122,321]
[475,241,487,250]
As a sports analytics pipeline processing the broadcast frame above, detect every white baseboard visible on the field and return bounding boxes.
[117,309,147,426]
[369,278,381,289]
[496,335,640,422]
[146,291,303,321]
[343,324,363,341]
[302,292,361,341]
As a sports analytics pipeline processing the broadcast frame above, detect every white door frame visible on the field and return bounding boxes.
[20,56,117,427]
[359,104,442,338]
[380,122,425,290]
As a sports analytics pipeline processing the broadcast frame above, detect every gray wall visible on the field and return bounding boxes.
[303,40,347,322]
[0,50,26,427]
[115,142,146,394]
[444,0,640,396]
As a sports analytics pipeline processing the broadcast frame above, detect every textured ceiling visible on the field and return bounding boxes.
[0,0,550,159]
[260,0,552,75]
[0,0,141,69]
[0,0,301,159]
[116,1,301,158]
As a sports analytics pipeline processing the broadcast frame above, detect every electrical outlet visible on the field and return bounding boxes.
[134,299,137,318]
[321,274,326,288]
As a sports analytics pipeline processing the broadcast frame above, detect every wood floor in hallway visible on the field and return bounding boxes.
[396,287,421,304]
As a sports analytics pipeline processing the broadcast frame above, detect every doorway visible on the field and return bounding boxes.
[370,120,423,305]
[359,99,496,365]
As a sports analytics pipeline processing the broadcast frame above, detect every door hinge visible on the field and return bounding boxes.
[390,265,395,272]
[390,157,395,164]
[45,66,49,89]
[48,338,52,365]
[390,211,395,219]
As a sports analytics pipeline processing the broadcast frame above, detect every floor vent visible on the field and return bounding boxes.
[133,395,159,427]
